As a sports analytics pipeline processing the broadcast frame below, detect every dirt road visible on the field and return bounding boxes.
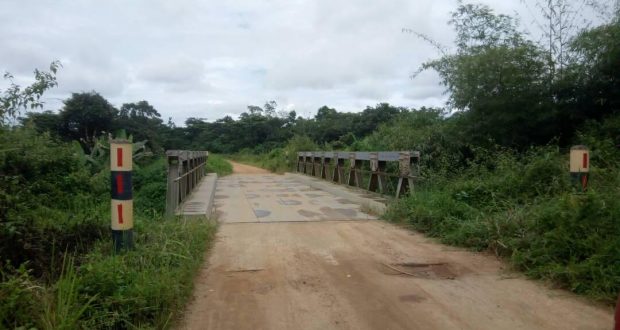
[230,161,271,174]
[179,162,613,330]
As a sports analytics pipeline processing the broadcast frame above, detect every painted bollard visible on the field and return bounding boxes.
[570,145,589,193]
[110,139,133,251]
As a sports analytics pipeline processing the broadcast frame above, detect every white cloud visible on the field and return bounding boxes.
[0,0,609,124]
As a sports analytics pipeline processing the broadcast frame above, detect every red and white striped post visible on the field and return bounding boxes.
[110,139,133,251]
[570,145,589,193]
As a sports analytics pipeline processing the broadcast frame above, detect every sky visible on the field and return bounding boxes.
[0,0,611,125]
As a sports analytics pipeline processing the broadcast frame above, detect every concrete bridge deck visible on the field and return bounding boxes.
[214,174,377,223]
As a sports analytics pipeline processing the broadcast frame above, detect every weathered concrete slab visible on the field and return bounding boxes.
[213,174,377,223]
[284,172,389,216]
[177,173,218,218]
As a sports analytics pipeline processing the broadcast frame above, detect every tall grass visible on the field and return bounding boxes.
[205,153,233,176]
[1,127,219,328]
[77,216,216,329]
[230,135,319,173]
[41,256,96,330]
[384,146,620,303]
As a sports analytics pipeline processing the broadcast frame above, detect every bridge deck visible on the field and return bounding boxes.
[214,174,377,223]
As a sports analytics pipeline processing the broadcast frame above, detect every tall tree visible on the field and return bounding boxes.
[420,3,553,147]
[116,100,164,151]
[59,92,117,150]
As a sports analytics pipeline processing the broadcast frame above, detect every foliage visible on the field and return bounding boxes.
[419,3,554,148]
[77,216,216,329]
[230,135,319,173]
[205,153,233,176]
[59,92,118,150]
[0,124,218,328]
[133,158,168,216]
[116,101,165,153]
[0,264,42,329]
[41,257,96,330]
[1,61,60,123]
[384,141,620,303]
[1,215,215,329]
[0,128,108,277]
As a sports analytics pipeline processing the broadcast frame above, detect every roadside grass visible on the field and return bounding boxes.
[1,128,220,328]
[206,153,233,176]
[230,135,319,173]
[383,147,620,304]
[77,216,216,329]
[1,214,216,329]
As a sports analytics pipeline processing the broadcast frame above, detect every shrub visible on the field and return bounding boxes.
[386,143,620,302]
[78,216,216,328]
[205,153,233,176]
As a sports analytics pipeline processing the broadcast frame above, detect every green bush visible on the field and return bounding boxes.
[230,135,319,173]
[0,128,108,277]
[78,216,216,329]
[0,264,42,329]
[205,153,233,176]
[134,158,167,215]
[385,143,620,303]
[1,127,219,328]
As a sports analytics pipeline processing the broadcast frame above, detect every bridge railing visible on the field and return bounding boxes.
[165,150,209,216]
[296,151,420,198]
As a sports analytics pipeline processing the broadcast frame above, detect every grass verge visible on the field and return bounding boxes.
[383,147,620,304]
[2,215,216,329]
[206,153,233,176]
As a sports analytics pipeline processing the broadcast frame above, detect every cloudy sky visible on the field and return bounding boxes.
[0,0,608,124]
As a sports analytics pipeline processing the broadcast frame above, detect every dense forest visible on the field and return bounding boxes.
[1,1,619,328]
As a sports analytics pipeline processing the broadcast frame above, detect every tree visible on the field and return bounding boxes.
[557,15,620,127]
[116,101,164,151]
[419,3,554,147]
[119,100,161,120]
[354,103,404,137]
[20,110,62,135]
[0,61,60,124]
[59,92,117,150]
[263,100,277,117]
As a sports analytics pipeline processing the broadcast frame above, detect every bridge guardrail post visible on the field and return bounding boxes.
[321,153,331,180]
[333,156,345,184]
[313,153,321,177]
[368,152,380,193]
[396,151,415,198]
[302,153,309,174]
[296,153,303,173]
[347,152,362,187]
[166,152,180,217]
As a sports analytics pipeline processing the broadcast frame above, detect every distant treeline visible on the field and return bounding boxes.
[22,97,417,154]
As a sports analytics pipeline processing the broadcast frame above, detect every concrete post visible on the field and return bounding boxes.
[321,156,331,180]
[110,139,133,251]
[396,152,415,198]
[333,158,345,184]
[166,153,180,217]
[347,153,362,187]
[570,145,589,192]
[368,152,386,193]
